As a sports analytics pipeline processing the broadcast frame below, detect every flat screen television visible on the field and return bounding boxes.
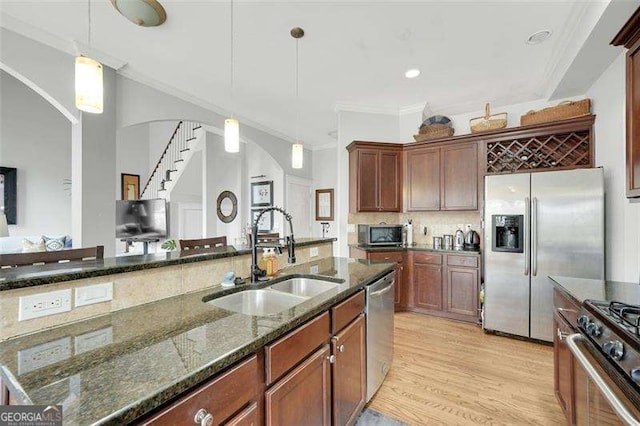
[116,199,168,239]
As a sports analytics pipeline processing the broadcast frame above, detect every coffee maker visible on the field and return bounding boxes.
[464,225,480,249]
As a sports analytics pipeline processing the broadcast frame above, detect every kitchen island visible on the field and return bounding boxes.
[0,257,394,425]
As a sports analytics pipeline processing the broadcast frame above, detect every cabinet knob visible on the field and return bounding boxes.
[338,344,345,353]
[194,409,214,426]
[327,354,336,364]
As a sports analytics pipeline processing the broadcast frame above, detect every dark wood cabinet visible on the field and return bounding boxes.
[347,142,402,213]
[406,142,478,212]
[331,314,366,426]
[408,252,480,323]
[554,312,574,425]
[225,402,258,426]
[265,345,332,426]
[612,7,640,198]
[141,355,260,426]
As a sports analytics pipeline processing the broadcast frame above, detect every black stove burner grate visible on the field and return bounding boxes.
[609,301,640,334]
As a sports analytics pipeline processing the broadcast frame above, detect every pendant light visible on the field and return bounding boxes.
[75,0,103,114]
[224,0,240,153]
[291,27,304,169]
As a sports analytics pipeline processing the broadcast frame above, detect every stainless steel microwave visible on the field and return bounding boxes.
[358,224,403,246]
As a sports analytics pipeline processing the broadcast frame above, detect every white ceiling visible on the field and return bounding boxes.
[0,1,612,147]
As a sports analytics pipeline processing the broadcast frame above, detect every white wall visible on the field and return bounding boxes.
[0,70,72,237]
[587,53,640,283]
[312,147,338,240]
[247,141,285,235]
[116,123,149,200]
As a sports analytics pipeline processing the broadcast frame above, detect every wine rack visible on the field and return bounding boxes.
[486,129,591,174]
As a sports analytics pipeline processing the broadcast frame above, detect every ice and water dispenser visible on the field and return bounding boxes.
[491,215,524,253]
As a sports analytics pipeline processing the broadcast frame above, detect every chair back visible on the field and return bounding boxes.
[0,246,104,268]
[248,233,280,246]
[179,236,228,251]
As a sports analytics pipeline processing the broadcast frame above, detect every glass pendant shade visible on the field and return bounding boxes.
[75,56,103,114]
[292,143,304,169]
[225,118,240,153]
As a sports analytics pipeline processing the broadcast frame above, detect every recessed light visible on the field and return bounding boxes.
[405,69,420,79]
[526,30,552,45]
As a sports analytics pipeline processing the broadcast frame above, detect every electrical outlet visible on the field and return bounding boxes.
[18,337,71,374]
[75,327,113,355]
[309,247,319,258]
[75,282,113,307]
[19,289,72,321]
[310,264,319,274]
[347,224,356,233]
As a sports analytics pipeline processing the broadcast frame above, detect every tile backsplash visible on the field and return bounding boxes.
[348,212,481,245]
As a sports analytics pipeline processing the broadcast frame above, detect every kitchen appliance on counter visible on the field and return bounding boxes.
[358,224,403,246]
[365,271,395,402]
[454,228,465,250]
[464,226,480,249]
[484,168,604,342]
[567,300,640,422]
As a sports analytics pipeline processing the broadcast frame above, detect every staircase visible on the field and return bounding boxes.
[141,121,202,200]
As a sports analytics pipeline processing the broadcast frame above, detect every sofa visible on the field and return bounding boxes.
[0,235,72,254]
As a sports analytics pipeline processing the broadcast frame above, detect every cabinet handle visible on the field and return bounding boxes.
[327,354,336,364]
[194,409,214,426]
[338,344,345,353]
[556,328,569,341]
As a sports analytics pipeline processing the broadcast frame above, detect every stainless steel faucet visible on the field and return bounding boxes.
[251,206,296,283]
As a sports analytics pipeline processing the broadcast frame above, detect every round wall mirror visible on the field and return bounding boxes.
[217,191,238,223]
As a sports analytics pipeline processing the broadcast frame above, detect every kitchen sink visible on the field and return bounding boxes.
[268,278,341,298]
[207,289,308,316]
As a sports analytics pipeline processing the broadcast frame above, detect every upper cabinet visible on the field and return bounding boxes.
[612,6,640,198]
[406,142,478,211]
[348,142,402,213]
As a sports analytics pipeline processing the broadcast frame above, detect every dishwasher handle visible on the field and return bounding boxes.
[370,284,393,297]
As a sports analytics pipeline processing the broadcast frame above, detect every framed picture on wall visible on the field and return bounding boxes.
[251,209,273,232]
[251,180,273,207]
[0,167,17,224]
[315,188,334,221]
[121,174,140,200]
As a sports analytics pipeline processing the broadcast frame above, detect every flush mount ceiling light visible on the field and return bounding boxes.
[526,29,552,45]
[405,68,420,79]
[224,0,240,153]
[75,0,103,114]
[291,27,305,169]
[110,0,166,27]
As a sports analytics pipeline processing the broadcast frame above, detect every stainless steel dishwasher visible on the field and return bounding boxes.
[365,271,395,402]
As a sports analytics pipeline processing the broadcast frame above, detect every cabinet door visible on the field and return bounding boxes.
[394,264,403,311]
[553,313,574,425]
[357,150,379,211]
[332,315,366,426]
[379,151,401,211]
[407,148,440,211]
[224,402,258,426]
[265,345,331,426]
[628,39,640,197]
[446,266,479,318]
[414,262,443,311]
[441,143,478,210]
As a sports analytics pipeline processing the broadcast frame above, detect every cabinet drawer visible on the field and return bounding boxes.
[331,291,365,334]
[553,288,580,330]
[142,355,258,425]
[266,312,330,385]
[368,251,403,263]
[447,255,478,268]
[224,402,258,426]
[412,252,442,265]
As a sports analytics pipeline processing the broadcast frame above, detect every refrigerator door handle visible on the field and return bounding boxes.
[532,197,538,277]
[524,197,530,276]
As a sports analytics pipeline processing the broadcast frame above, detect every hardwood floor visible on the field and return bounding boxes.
[367,313,565,425]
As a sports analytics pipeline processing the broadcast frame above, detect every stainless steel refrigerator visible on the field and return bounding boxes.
[483,168,604,342]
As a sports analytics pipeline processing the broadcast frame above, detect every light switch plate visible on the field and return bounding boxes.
[310,247,319,257]
[310,264,319,274]
[75,282,113,307]
[75,327,113,355]
[19,289,72,321]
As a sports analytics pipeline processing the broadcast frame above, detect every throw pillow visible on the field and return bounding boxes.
[22,238,45,253]
[42,235,66,251]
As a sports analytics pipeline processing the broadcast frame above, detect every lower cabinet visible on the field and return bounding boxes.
[331,314,366,426]
[409,252,480,323]
[349,247,405,311]
[553,312,574,424]
[265,345,332,426]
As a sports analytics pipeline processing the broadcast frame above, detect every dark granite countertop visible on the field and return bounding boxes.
[550,276,640,305]
[0,256,393,425]
[0,238,336,291]
[349,243,480,255]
